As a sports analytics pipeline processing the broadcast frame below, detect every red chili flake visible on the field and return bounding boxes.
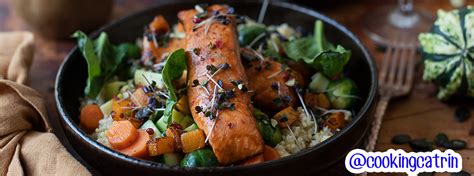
[215,40,223,48]
[282,71,290,81]
[227,123,235,129]
[193,17,203,24]
[209,58,215,62]
[146,128,154,135]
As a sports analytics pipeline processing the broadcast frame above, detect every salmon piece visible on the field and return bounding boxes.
[246,59,304,112]
[179,5,264,165]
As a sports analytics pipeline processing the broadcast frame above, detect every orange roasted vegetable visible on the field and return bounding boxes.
[118,130,151,158]
[325,112,347,130]
[80,104,104,133]
[112,99,133,120]
[149,15,170,34]
[304,92,331,110]
[147,137,175,156]
[263,145,280,161]
[273,106,299,128]
[166,127,183,151]
[181,129,206,153]
[131,88,148,107]
[106,120,139,150]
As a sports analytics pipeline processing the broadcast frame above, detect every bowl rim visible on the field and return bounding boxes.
[55,0,377,172]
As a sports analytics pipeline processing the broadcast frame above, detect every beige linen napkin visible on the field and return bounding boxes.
[0,31,90,176]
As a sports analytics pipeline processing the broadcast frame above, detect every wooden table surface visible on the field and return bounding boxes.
[1,0,473,175]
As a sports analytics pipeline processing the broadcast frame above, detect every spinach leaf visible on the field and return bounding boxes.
[160,49,187,125]
[73,31,103,99]
[162,49,187,101]
[283,20,350,77]
[73,31,140,99]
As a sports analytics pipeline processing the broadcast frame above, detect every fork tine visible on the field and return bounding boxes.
[395,45,409,87]
[378,45,393,86]
[387,43,401,86]
[404,45,416,90]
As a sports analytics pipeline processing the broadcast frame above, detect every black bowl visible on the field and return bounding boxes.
[55,1,377,175]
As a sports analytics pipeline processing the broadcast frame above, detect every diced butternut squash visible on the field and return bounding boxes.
[112,99,132,120]
[106,120,139,150]
[180,129,206,153]
[273,107,299,128]
[131,88,148,107]
[166,127,183,150]
[240,154,264,166]
[80,104,104,133]
[304,92,331,110]
[263,145,280,161]
[149,15,170,33]
[118,130,151,158]
[175,95,190,114]
[325,112,347,130]
[147,137,175,156]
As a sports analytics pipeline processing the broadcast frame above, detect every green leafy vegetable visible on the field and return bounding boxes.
[73,31,140,99]
[157,49,187,130]
[283,20,351,77]
[162,49,187,101]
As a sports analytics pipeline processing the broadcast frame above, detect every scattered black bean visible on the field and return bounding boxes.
[443,140,467,150]
[217,80,223,87]
[192,79,200,87]
[220,63,230,69]
[279,115,288,123]
[212,10,220,16]
[227,7,235,14]
[451,170,471,176]
[409,139,433,152]
[195,106,203,113]
[142,86,152,93]
[193,48,201,55]
[454,107,470,122]
[391,134,411,145]
[434,133,449,147]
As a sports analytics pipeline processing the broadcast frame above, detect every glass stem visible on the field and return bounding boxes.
[398,0,414,14]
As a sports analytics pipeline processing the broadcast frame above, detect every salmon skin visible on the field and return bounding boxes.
[179,5,264,165]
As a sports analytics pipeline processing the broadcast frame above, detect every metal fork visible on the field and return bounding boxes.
[365,39,417,152]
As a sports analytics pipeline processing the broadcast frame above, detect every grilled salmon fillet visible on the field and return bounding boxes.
[179,5,264,165]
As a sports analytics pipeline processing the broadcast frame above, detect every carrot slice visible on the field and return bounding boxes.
[106,120,139,150]
[147,137,175,156]
[118,130,151,158]
[80,104,104,133]
[263,145,280,161]
[181,129,206,153]
[240,154,264,166]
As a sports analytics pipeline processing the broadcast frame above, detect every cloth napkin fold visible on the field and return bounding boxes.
[0,31,90,176]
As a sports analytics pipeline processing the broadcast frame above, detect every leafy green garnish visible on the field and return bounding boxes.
[283,20,351,77]
[73,31,140,99]
[159,49,187,126]
[162,49,187,101]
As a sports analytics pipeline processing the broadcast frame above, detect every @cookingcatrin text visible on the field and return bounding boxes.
[345,149,462,175]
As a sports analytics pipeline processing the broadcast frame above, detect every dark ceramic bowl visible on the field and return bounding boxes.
[55,1,377,175]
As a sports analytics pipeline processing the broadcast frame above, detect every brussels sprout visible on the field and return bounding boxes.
[308,72,329,92]
[253,108,282,147]
[180,148,218,168]
[256,119,282,147]
[238,25,267,46]
[326,77,358,109]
